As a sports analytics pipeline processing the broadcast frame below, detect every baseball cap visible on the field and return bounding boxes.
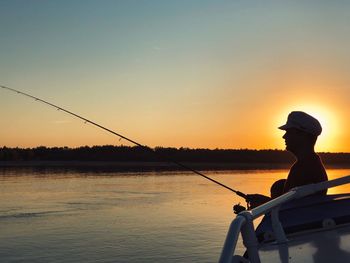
[278,111,322,136]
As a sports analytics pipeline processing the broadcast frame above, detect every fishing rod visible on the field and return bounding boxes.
[1,85,247,199]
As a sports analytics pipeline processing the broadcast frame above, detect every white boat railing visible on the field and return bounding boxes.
[219,175,350,263]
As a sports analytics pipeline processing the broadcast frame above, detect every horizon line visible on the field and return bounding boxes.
[1,145,350,154]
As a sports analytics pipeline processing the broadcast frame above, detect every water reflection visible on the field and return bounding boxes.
[0,168,349,262]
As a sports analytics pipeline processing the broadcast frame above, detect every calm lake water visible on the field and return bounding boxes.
[0,168,349,263]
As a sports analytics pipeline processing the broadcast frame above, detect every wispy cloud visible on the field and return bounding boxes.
[152,46,167,51]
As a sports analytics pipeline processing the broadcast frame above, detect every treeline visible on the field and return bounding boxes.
[1,145,350,166]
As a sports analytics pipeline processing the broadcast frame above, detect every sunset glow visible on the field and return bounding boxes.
[1,1,350,152]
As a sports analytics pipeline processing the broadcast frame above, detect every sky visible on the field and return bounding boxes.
[1,1,350,152]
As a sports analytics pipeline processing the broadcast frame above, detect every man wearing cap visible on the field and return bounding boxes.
[247,111,328,208]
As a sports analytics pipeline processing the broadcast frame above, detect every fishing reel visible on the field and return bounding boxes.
[233,202,247,214]
[234,194,272,214]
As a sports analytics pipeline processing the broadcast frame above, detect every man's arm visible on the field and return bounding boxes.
[246,194,271,209]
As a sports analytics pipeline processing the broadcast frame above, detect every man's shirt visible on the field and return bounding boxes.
[284,154,328,195]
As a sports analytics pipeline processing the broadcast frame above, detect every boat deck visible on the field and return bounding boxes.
[258,224,350,262]
[220,176,350,263]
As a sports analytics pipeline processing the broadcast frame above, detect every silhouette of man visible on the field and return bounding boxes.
[247,111,328,208]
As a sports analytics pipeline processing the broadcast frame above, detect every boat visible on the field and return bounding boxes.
[219,175,350,263]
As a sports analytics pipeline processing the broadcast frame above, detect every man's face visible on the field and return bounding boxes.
[282,128,305,152]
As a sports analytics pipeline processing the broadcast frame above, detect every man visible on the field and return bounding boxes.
[247,111,328,208]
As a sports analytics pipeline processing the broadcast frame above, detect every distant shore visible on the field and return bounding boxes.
[2,147,350,172]
[0,160,290,171]
[1,161,349,172]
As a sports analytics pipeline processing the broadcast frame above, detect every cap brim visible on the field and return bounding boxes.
[278,124,294,130]
[278,124,288,130]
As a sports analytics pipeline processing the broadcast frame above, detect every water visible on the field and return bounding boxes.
[0,168,349,263]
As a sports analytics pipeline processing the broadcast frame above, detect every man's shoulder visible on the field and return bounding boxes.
[295,154,324,167]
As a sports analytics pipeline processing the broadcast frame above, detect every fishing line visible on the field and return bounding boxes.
[1,85,247,199]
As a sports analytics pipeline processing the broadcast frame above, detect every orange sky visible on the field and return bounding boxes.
[1,1,350,152]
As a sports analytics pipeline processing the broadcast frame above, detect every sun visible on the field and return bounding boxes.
[277,104,340,152]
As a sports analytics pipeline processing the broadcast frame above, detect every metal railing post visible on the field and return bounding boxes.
[240,211,261,263]
[219,216,246,263]
[271,206,288,243]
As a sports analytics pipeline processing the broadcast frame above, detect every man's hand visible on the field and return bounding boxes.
[246,194,271,209]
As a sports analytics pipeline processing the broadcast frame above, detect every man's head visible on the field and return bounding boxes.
[279,111,322,153]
